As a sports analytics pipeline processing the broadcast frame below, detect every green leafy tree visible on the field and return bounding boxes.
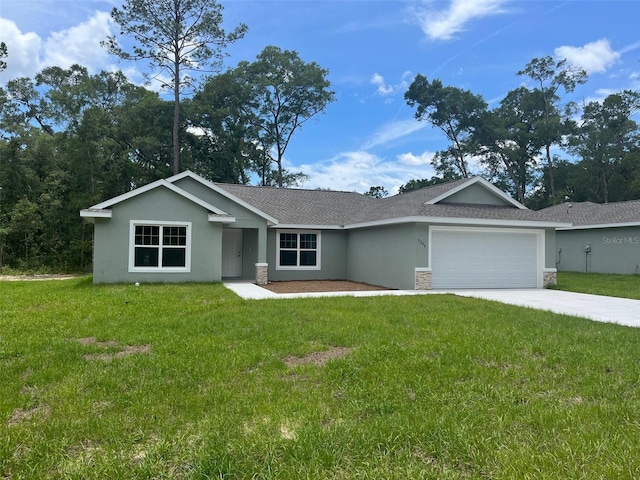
[0,42,7,72]
[104,0,247,175]
[233,46,335,187]
[568,91,640,203]
[517,56,587,202]
[365,186,388,198]
[474,87,545,203]
[405,75,487,178]
[186,71,258,183]
[2,77,54,136]
[398,176,454,194]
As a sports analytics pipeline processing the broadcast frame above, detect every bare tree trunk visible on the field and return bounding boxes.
[545,144,556,202]
[172,51,181,175]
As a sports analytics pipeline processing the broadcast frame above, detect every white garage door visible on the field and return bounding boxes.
[431,228,539,289]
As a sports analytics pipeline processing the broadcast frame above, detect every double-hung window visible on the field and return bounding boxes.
[277,230,320,270]
[129,221,191,272]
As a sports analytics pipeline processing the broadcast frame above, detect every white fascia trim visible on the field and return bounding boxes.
[426,177,527,209]
[88,179,232,218]
[208,213,236,223]
[167,170,279,226]
[270,224,343,230]
[80,209,112,219]
[557,221,640,231]
[344,216,572,230]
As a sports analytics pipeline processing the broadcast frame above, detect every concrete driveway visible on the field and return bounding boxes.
[224,283,640,328]
[448,289,640,328]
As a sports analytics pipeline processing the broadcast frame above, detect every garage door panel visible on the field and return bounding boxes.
[431,230,539,289]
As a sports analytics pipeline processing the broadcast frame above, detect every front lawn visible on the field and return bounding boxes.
[2,278,640,478]
[554,271,640,299]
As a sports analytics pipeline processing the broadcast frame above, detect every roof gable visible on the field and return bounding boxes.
[167,171,278,225]
[80,179,234,222]
[426,177,526,209]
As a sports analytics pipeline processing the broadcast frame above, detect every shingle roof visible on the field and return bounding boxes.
[215,183,375,225]
[217,179,565,227]
[540,200,640,227]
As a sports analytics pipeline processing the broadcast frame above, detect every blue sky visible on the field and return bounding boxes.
[1,0,639,193]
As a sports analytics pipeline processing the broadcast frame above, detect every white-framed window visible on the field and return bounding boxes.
[128,221,191,273]
[276,230,321,270]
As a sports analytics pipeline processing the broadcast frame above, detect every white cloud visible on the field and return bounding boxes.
[398,151,435,166]
[371,73,394,95]
[0,17,43,81]
[363,118,427,149]
[414,0,509,41]
[0,12,117,84]
[554,38,620,74]
[42,11,114,73]
[298,150,436,195]
[370,71,413,97]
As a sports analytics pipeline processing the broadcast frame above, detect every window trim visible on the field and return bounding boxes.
[128,220,192,273]
[276,229,321,271]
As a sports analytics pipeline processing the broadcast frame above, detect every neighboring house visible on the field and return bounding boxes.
[80,171,569,289]
[540,200,640,275]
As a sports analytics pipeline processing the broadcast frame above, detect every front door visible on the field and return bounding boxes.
[222,229,243,277]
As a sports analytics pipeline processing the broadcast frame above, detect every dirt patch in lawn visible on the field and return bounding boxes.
[0,274,83,281]
[261,280,391,294]
[73,337,151,361]
[8,404,51,426]
[284,346,354,367]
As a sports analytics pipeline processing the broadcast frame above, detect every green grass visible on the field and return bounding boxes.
[2,278,640,479]
[554,271,640,300]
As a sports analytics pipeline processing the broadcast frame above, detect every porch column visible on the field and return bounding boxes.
[543,268,557,288]
[415,267,432,290]
[255,263,268,285]
[255,225,268,285]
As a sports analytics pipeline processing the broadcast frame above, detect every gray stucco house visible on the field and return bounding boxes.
[541,200,640,275]
[80,171,569,289]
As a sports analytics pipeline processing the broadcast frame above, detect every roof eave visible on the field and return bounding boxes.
[80,209,112,222]
[558,221,640,230]
[270,224,344,230]
[208,214,237,223]
[344,216,572,230]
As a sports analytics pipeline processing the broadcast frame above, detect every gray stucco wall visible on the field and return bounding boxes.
[556,226,640,274]
[544,228,556,269]
[267,229,348,281]
[347,223,421,290]
[92,187,221,283]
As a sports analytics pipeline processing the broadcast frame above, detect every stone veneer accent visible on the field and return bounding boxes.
[543,268,557,288]
[255,263,268,285]
[415,268,432,290]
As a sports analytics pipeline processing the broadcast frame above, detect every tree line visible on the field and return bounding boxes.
[402,56,640,207]
[1,0,639,272]
[0,0,334,271]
